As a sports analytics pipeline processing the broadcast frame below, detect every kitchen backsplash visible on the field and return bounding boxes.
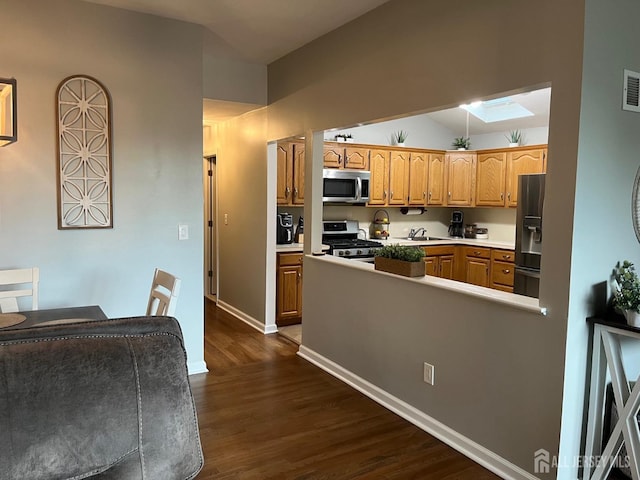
[277,205,517,243]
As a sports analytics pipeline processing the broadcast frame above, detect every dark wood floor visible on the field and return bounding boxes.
[189,299,500,479]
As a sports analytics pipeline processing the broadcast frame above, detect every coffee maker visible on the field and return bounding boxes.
[276,213,293,244]
[448,210,464,238]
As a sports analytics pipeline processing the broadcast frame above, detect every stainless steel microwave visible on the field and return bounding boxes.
[322,169,370,203]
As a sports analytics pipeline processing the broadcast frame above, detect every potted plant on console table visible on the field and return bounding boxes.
[374,244,425,278]
[613,260,640,327]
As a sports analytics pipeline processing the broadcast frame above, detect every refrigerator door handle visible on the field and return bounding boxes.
[515,266,541,279]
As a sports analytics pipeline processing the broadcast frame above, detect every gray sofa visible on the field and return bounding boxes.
[0,316,203,480]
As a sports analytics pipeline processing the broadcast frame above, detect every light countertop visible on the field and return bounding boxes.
[379,236,516,250]
[276,243,330,253]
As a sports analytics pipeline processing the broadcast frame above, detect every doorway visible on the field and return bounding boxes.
[204,155,217,300]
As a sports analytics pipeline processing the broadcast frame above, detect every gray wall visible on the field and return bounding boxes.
[558,0,640,473]
[0,0,205,372]
[264,0,585,477]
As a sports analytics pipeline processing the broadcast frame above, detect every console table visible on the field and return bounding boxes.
[585,315,640,480]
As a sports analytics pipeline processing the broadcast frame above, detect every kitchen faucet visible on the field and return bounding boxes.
[409,227,427,239]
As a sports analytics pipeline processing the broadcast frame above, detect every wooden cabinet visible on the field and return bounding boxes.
[344,146,369,169]
[422,245,456,279]
[446,152,476,206]
[323,143,369,169]
[276,143,293,205]
[490,248,515,292]
[408,150,428,205]
[389,150,410,205]
[368,149,390,205]
[505,148,546,207]
[276,253,303,326]
[277,142,304,206]
[323,143,343,168]
[292,142,305,205]
[475,152,507,206]
[426,153,446,205]
[463,246,491,287]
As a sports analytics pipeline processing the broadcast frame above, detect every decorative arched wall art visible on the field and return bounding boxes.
[56,75,113,229]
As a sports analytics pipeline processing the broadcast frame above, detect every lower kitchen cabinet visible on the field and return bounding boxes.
[422,246,456,279]
[490,248,515,292]
[463,246,491,287]
[276,253,303,326]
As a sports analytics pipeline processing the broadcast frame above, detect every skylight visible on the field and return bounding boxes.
[460,97,534,123]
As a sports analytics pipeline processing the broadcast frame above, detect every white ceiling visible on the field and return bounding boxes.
[81,0,391,64]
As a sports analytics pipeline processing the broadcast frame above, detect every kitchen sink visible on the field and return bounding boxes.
[407,236,445,241]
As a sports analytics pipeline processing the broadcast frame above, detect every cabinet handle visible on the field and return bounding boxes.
[448,191,451,198]
[285,186,291,197]
[502,254,511,260]
[293,188,298,197]
[390,190,394,198]
[428,191,432,200]
[503,269,510,274]
[298,272,301,279]
[383,190,387,199]
[500,192,504,200]
[508,192,511,201]
[474,251,481,255]
[423,192,426,198]
[338,156,342,165]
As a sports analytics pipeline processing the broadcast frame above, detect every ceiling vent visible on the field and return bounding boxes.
[623,69,640,112]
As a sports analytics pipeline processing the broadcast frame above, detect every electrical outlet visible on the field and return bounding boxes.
[423,362,435,385]
[224,213,228,225]
[178,224,189,240]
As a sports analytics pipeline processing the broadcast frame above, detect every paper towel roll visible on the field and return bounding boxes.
[400,207,426,215]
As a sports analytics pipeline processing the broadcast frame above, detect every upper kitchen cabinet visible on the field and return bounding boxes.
[445,151,476,206]
[292,142,305,205]
[323,142,343,168]
[323,143,369,170]
[368,149,390,205]
[505,147,546,207]
[408,150,428,205]
[277,142,293,205]
[476,151,507,207]
[277,141,304,206]
[344,146,369,169]
[426,153,446,206]
[389,150,410,205]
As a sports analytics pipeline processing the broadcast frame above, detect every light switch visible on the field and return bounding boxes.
[178,224,189,240]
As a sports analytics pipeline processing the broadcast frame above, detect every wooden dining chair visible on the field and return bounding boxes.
[146,268,181,316]
[0,267,40,313]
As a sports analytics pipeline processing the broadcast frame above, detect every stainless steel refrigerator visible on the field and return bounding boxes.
[514,173,545,298]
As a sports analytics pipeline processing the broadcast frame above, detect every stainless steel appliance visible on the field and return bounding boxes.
[322,220,382,261]
[322,169,370,203]
[514,173,545,298]
[448,210,464,238]
[276,213,293,244]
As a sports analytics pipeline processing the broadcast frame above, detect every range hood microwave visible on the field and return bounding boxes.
[322,169,370,204]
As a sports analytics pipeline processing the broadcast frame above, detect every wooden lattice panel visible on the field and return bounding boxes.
[56,75,112,229]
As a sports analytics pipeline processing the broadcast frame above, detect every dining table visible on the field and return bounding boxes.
[0,305,107,330]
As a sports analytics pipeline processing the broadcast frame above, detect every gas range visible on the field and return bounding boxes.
[322,220,383,260]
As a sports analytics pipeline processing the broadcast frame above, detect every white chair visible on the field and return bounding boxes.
[146,268,181,316]
[0,267,40,313]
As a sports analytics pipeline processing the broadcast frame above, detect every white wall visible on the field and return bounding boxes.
[471,126,549,150]
[0,0,206,373]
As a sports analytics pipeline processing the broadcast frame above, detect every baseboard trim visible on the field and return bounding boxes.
[217,300,278,335]
[187,360,208,376]
[298,346,539,480]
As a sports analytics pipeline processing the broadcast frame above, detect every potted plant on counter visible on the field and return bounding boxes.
[374,244,425,277]
[452,136,470,150]
[613,260,640,327]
